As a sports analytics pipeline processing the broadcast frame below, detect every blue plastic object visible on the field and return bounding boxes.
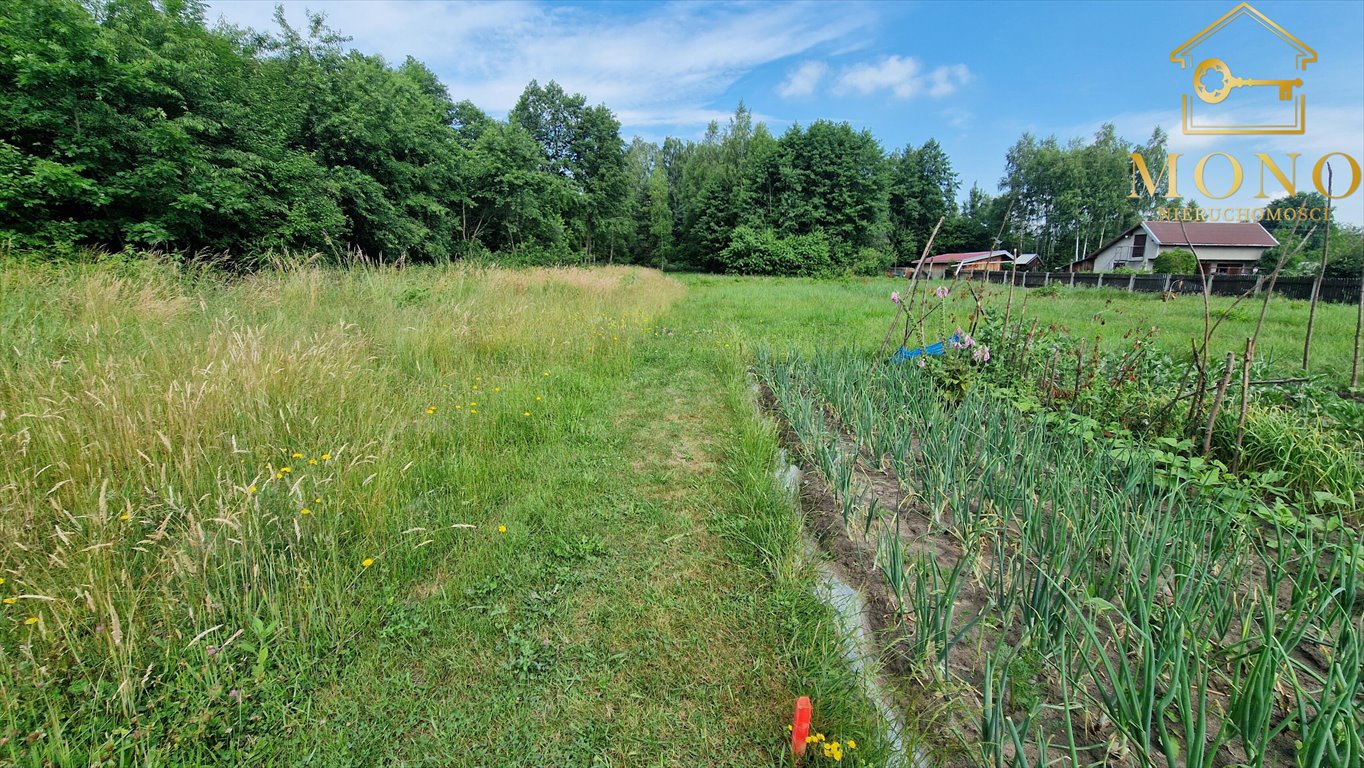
[892,334,963,363]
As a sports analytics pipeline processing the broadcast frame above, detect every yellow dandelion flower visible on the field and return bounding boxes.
[2,598,15,605]
[426,407,437,414]
[470,409,478,415]
[455,404,462,409]
[535,395,542,401]
[321,453,332,461]
[493,387,501,392]
[291,452,303,458]
[308,459,319,465]
[0,577,5,585]
[276,472,284,479]
[498,525,507,533]
[24,616,38,625]
[281,466,293,473]
[469,401,478,407]
[300,508,311,516]
[472,385,480,390]
[362,558,374,568]
[475,376,482,381]
[247,485,257,494]
[314,497,322,503]
[543,372,549,377]
[846,739,856,750]
[119,513,131,521]
[522,411,530,417]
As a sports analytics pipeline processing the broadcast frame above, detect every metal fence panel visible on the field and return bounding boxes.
[928,271,1358,304]
[1130,275,1167,294]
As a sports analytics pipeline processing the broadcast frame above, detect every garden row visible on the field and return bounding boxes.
[760,348,1363,767]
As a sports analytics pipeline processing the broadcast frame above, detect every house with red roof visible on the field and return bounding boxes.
[1067,221,1278,275]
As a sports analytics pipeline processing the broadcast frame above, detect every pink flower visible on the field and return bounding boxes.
[935,286,950,299]
[962,334,976,349]
[228,689,240,701]
[916,357,927,368]
[890,291,901,305]
[973,345,991,363]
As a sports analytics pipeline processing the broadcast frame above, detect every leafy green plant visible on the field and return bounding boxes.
[1153,248,1198,274]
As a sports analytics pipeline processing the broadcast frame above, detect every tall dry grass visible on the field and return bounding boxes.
[0,258,682,760]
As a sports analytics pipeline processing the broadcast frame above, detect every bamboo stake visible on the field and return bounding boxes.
[1233,337,1254,472]
[1001,257,1018,352]
[1252,220,1313,346]
[875,216,945,365]
[1354,233,1363,388]
[1187,337,1207,427]
[960,197,1014,337]
[1176,220,1216,429]
[1204,351,1236,456]
[1303,165,1333,371]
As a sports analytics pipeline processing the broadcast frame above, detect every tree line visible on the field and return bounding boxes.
[4,1,1358,277]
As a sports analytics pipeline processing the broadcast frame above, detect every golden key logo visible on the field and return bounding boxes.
[1171,2,1315,135]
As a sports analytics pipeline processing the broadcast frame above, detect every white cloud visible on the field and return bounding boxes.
[206,0,873,130]
[835,55,970,100]
[928,63,971,97]
[939,107,973,130]
[778,61,828,98]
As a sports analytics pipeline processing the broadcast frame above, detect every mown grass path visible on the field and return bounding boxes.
[254,295,884,766]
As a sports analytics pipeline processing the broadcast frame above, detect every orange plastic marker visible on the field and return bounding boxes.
[791,696,813,758]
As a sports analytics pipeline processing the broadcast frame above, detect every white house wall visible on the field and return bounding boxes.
[1156,244,1263,262]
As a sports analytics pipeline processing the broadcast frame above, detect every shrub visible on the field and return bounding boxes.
[719,226,834,277]
[1153,248,1197,274]
[850,247,893,276]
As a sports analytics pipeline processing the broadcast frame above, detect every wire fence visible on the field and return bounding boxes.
[964,270,1362,304]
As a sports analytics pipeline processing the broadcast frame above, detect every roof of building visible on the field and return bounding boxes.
[916,249,1012,265]
[1066,221,1278,267]
[1014,253,1041,266]
[1143,221,1278,247]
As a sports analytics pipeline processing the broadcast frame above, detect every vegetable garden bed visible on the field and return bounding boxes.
[759,348,1363,767]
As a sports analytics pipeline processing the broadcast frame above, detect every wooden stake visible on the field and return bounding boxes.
[1354,232,1363,388]
[1233,337,1254,472]
[1303,165,1333,371]
[1204,351,1236,457]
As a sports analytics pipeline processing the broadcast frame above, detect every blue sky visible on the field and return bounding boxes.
[206,0,1364,224]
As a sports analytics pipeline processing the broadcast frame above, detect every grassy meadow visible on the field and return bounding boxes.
[683,274,1361,388]
[0,260,888,766]
[1,259,1360,766]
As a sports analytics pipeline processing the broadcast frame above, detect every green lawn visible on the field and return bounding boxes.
[679,274,1361,388]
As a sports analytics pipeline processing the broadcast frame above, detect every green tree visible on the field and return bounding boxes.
[510,81,627,259]
[1153,248,1197,274]
[888,139,958,260]
[645,165,673,267]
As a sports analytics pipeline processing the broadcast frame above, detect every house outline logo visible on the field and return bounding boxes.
[1171,2,1316,135]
